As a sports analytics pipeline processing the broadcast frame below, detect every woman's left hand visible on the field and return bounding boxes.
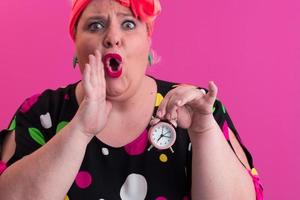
[155,81,218,134]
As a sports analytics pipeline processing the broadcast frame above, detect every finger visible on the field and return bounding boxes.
[177,88,205,107]
[95,50,105,87]
[149,117,160,126]
[94,50,101,86]
[89,54,98,87]
[206,81,218,104]
[165,94,179,121]
[82,63,92,97]
[96,50,106,98]
[156,89,176,118]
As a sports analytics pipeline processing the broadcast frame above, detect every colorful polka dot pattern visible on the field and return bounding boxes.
[28,127,45,145]
[222,120,230,140]
[159,154,168,162]
[8,116,16,131]
[5,80,260,199]
[20,93,41,113]
[155,93,164,107]
[155,196,167,200]
[120,173,147,200]
[251,168,259,176]
[0,161,7,175]
[56,121,69,133]
[221,104,226,114]
[40,112,52,129]
[75,171,92,189]
[101,147,109,156]
[64,94,70,100]
[124,129,148,156]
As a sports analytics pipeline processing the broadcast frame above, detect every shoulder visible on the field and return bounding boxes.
[150,75,206,95]
[19,82,79,114]
[6,82,79,138]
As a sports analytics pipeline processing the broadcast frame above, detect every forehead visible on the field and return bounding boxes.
[82,0,133,17]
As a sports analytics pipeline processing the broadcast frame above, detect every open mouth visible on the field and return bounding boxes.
[102,53,123,78]
[109,58,120,71]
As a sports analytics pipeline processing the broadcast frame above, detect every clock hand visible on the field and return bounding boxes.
[162,131,170,136]
[157,134,164,142]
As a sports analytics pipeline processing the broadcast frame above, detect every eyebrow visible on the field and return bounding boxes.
[86,16,106,21]
[86,12,133,20]
[116,12,133,17]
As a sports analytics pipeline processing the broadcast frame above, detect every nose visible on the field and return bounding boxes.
[103,25,121,48]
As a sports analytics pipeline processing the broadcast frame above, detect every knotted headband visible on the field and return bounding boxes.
[69,0,161,41]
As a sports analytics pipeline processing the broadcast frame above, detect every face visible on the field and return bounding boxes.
[75,0,151,100]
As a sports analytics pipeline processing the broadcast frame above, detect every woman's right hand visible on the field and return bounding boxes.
[73,50,112,138]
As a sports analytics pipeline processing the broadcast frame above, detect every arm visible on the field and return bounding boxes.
[0,50,111,200]
[156,82,258,200]
[0,122,92,200]
[189,119,255,200]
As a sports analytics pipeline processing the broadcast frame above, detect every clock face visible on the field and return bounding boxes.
[149,122,176,149]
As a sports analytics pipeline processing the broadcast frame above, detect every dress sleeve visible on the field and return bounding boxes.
[213,99,264,200]
[0,114,17,174]
[0,93,49,175]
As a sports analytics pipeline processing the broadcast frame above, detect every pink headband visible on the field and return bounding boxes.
[69,0,161,41]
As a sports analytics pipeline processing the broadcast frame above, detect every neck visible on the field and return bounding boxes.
[75,75,157,113]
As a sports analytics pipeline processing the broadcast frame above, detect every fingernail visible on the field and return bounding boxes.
[200,89,206,95]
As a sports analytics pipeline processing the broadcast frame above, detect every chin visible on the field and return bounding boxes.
[105,78,131,99]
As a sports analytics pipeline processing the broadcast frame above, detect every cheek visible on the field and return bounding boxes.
[76,39,99,71]
[127,37,150,64]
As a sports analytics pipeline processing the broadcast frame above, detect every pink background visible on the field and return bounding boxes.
[0,0,299,199]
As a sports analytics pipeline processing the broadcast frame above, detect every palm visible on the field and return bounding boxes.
[75,50,112,136]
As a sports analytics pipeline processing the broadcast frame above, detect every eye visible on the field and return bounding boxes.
[122,20,136,30]
[88,22,104,32]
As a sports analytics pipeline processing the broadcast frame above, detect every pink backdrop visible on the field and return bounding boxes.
[0,0,299,199]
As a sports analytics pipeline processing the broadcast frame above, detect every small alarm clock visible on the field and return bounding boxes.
[148,118,177,153]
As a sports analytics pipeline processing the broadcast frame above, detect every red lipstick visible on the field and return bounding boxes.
[102,53,123,78]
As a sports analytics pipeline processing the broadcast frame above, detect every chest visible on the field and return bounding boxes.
[96,98,157,148]
[68,130,191,200]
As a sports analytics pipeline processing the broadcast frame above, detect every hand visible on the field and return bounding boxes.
[156,81,218,135]
[73,50,112,137]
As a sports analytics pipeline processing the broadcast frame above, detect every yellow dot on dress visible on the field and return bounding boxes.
[159,154,168,162]
[251,168,258,176]
[64,195,69,200]
[155,93,164,107]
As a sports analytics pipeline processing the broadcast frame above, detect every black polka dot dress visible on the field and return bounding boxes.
[0,76,263,200]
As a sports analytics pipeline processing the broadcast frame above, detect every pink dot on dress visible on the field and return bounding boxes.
[124,129,148,156]
[20,93,41,113]
[155,196,167,200]
[75,171,92,189]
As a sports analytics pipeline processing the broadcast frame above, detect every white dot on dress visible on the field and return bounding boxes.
[120,173,147,200]
[102,147,109,156]
[40,112,52,129]
[188,142,192,151]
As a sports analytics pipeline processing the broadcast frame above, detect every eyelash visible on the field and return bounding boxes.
[88,22,105,32]
[87,20,136,32]
[122,20,136,30]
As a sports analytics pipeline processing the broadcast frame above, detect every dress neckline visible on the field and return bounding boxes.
[69,75,161,149]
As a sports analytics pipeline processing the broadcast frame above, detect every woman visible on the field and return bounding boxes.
[0,0,263,199]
